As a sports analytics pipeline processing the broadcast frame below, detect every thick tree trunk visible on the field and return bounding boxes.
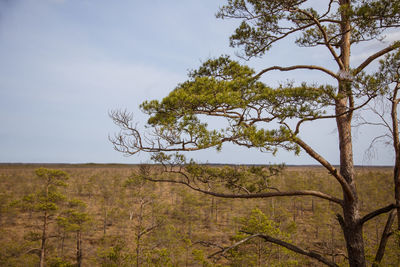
[339,213,365,266]
[336,87,366,267]
[336,107,365,266]
[337,1,366,265]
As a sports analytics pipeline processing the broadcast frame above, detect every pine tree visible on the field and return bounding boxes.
[111,1,400,265]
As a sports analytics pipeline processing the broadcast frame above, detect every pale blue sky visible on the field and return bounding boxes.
[0,0,397,165]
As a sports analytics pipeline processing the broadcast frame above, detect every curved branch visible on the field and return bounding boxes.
[360,203,398,225]
[255,65,339,80]
[238,231,339,267]
[144,176,343,205]
[354,42,400,75]
[293,137,354,201]
[320,0,336,20]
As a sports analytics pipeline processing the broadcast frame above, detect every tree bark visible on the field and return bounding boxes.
[391,85,400,264]
[336,61,366,267]
[336,1,366,266]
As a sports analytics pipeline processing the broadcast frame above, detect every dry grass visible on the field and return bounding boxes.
[0,164,396,266]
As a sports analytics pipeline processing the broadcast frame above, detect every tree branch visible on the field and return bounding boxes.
[207,234,259,259]
[295,8,344,69]
[25,247,41,256]
[360,203,398,225]
[138,223,161,238]
[144,175,343,205]
[235,231,340,267]
[373,210,397,267]
[354,42,400,75]
[237,21,317,60]
[255,65,339,80]
[294,95,376,135]
[293,137,354,201]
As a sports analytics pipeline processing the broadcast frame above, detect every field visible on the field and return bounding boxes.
[0,164,397,266]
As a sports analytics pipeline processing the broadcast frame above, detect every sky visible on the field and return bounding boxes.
[0,0,398,165]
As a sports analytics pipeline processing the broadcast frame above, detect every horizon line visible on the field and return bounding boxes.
[0,162,394,168]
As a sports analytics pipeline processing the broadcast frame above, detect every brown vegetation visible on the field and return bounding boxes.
[0,164,397,266]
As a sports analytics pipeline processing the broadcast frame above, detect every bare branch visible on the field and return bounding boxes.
[294,137,354,201]
[237,231,340,267]
[360,203,398,225]
[373,210,397,266]
[354,42,400,75]
[295,94,377,135]
[370,102,395,134]
[255,65,339,80]
[320,0,335,19]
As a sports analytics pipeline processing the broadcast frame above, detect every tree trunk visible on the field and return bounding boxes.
[336,1,366,265]
[341,219,365,266]
[395,158,400,230]
[136,199,144,267]
[394,157,400,265]
[336,88,366,267]
[391,90,400,264]
[76,230,82,267]
[39,212,47,267]
[136,235,140,267]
